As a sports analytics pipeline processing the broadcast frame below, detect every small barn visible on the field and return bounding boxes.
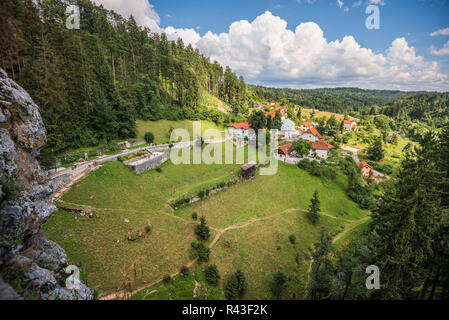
[240,162,257,180]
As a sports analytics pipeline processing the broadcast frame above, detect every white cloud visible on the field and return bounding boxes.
[430,27,449,37]
[195,12,448,91]
[337,0,344,9]
[92,0,162,32]
[368,0,386,6]
[352,1,363,7]
[91,3,448,91]
[430,41,449,56]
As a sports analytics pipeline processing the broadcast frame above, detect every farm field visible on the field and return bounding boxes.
[42,144,370,299]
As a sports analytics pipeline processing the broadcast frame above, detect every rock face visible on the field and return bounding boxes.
[0,68,93,300]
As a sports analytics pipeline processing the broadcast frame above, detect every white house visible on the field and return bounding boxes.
[309,140,335,159]
[298,121,314,131]
[228,122,251,148]
[281,118,300,139]
[300,127,322,142]
[341,120,358,132]
[228,122,250,137]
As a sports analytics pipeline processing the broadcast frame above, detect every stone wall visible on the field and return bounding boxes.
[124,152,169,174]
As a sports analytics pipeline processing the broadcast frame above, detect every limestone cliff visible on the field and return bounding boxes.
[0,68,92,300]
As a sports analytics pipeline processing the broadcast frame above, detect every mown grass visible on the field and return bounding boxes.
[135,119,225,145]
[42,143,369,299]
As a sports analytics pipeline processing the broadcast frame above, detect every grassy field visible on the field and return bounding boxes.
[135,120,225,145]
[42,144,369,299]
[301,109,358,122]
[345,128,416,168]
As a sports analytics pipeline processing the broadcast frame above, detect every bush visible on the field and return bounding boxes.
[271,271,288,297]
[180,266,189,275]
[204,265,221,286]
[144,132,155,144]
[191,241,210,262]
[289,234,296,244]
[155,167,162,173]
[0,177,22,203]
[198,190,206,199]
[224,270,247,300]
[191,212,198,220]
[145,224,152,233]
[163,275,172,283]
[195,217,210,241]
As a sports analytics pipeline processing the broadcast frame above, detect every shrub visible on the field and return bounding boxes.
[145,224,152,233]
[155,167,162,173]
[198,190,206,199]
[191,212,198,220]
[295,253,301,265]
[144,132,155,144]
[224,270,246,299]
[180,266,189,275]
[163,275,172,283]
[271,271,288,297]
[195,217,210,241]
[0,177,22,203]
[289,234,296,244]
[204,265,220,286]
[191,241,210,262]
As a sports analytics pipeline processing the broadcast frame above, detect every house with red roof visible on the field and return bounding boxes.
[309,140,335,159]
[298,121,314,131]
[228,122,251,148]
[274,106,288,119]
[264,111,276,119]
[300,127,322,142]
[277,143,293,159]
[358,161,373,180]
[340,120,358,132]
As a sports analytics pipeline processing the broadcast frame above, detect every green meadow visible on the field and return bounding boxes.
[42,144,369,299]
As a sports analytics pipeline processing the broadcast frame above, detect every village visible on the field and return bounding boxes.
[227,100,380,181]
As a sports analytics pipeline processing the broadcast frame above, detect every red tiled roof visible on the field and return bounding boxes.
[312,140,335,150]
[278,144,293,155]
[275,106,288,111]
[229,122,250,130]
[305,127,322,137]
[300,121,314,128]
[358,161,372,168]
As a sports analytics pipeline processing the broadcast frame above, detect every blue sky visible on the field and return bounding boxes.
[153,0,449,65]
[96,0,449,91]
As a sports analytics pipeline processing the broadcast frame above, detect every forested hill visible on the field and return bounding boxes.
[249,85,420,113]
[377,92,449,128]
[1,0,247,154]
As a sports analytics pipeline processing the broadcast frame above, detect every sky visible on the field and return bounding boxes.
[93,0,449,91]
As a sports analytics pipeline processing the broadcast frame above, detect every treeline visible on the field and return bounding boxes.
[1,0,248,155]
[249,85,417,114]
[308,127,449,300]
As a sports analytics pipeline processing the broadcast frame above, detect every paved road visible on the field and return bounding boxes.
[341,145,360,163]
[48,138,229,180]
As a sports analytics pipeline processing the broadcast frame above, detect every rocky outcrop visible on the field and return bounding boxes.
[0,68,92,300]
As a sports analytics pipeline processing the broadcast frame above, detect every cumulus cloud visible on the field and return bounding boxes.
[91,2,448,91]
[92,0,162,32]
[195,12,448,91]
[430,27,449,37]
[430,41,449,56]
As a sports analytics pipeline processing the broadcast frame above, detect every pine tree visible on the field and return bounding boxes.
[307,190,320,225]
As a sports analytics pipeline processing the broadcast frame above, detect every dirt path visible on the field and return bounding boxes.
[99,207,369,300]
[302,215,371,299]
